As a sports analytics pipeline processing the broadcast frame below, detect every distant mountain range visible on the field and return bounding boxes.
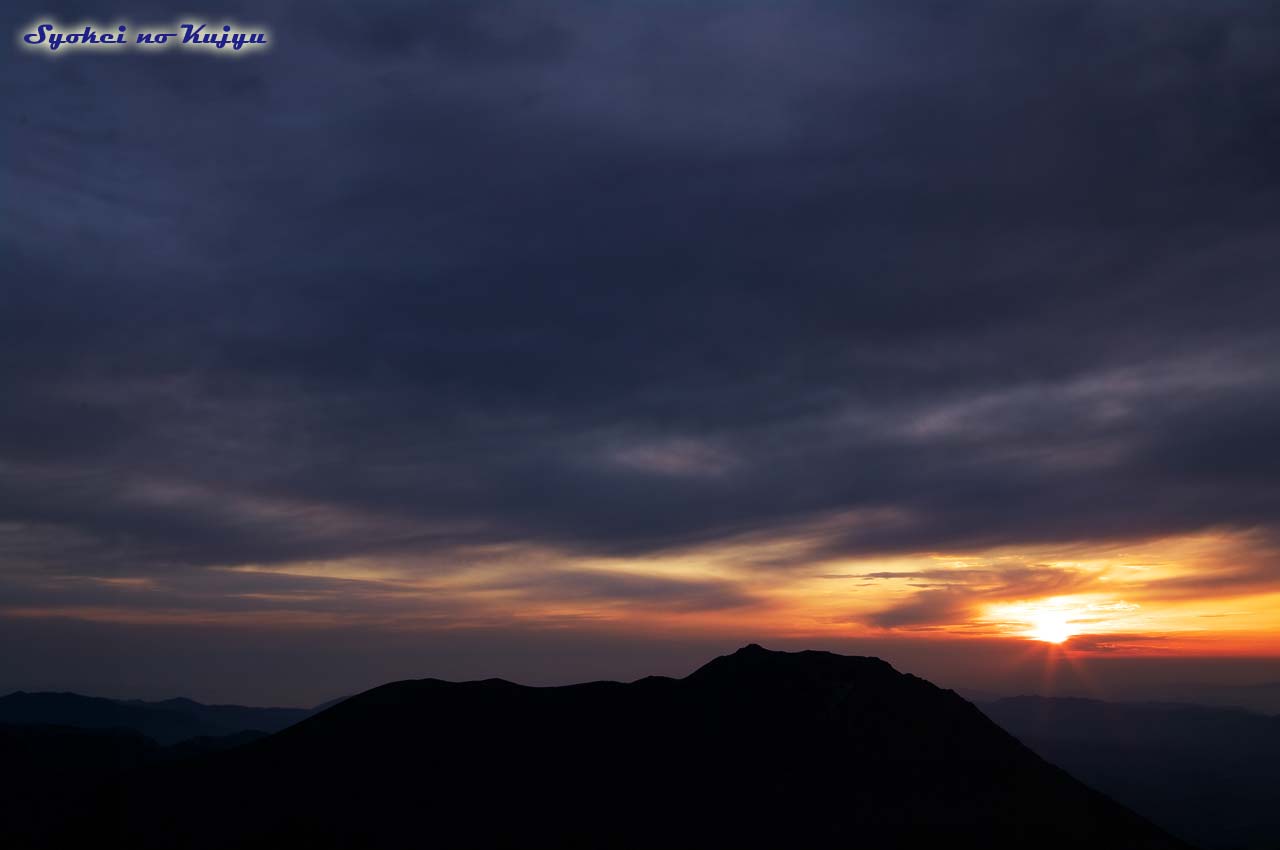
[1153,682,1280,716]
[13,644,1186,849]
[0,721,281,849]
[981,695,1280,850]
[0,691,316,745]
[0,691,324,849]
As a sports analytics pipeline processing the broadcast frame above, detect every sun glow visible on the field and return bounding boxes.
[1028,610,1076,644]
[983,598,1096,645]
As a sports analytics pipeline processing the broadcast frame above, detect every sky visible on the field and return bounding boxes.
[3,1,1280,706]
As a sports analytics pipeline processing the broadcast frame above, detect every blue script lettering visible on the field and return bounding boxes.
[21,20,268,53]
[24,24,53,44]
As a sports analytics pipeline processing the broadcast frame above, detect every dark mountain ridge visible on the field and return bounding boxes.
[54,645,1187,849]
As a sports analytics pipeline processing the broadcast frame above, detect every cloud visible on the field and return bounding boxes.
[475,568,761,612]
[1063,633,1170,654]
[1,0,1279,640]
[856,564,1100,630]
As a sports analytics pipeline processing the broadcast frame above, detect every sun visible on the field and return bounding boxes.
[1028,611,1075,644]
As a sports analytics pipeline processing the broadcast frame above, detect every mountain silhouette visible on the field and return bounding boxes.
[39,645,1188,849]
[0,721,280,849]
[0,691,313,745]
[0,723,158,848]
[982,696,1280,849]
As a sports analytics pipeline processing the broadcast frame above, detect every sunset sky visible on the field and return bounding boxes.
[3,1,1280,705]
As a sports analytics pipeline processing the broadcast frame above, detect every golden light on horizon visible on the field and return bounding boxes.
[5,530,1280,659]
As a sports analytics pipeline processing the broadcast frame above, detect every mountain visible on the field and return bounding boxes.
[48,645,1186,849]
[0,722,275,849]
[0,724,158,849]
[981,696,1280,850]
[1155,682,1280,716]
[0,691,312,744]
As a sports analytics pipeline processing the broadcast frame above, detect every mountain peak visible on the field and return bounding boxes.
[688,643,899,687]
[60,648,1189,849]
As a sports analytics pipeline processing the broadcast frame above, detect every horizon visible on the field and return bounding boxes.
[4,1,1280,708]
[5,633,1280,710]
[6,640,1280,711]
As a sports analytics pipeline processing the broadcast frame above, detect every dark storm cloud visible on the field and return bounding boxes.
[3,0,1280,604]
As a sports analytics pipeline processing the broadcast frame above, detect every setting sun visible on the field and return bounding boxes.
[1029,611,1075,644]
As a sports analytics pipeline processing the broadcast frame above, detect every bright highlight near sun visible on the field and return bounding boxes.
[982,598,1106,646]
[1029,611,1075,644]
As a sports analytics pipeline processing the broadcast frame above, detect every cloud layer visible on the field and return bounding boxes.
[2,1,1280,657]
